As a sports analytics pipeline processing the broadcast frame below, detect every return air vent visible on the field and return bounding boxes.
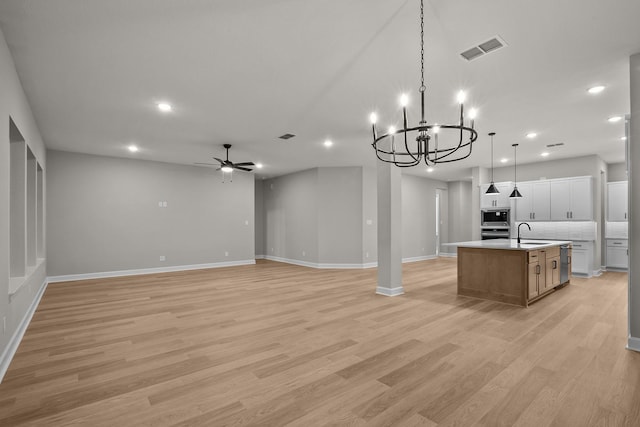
[546,142,565,148]
[278,133,296,140]
[460,36,507,61]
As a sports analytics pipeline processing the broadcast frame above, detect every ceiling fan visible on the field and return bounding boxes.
[195,144,255,172]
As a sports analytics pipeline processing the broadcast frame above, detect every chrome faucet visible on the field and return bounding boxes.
[517,222,531,244]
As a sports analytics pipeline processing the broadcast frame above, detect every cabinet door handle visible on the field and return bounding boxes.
[533,212,536,219]
[625,213,627,219]
[567,211,569,218]
[553,260,557,269]
[613,242,622,245]
[536,265,541,275]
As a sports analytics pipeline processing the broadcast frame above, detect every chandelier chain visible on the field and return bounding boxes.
[420,0,425,92]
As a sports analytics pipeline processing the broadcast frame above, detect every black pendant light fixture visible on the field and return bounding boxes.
[509,143,523,198]
[486,132,499,194]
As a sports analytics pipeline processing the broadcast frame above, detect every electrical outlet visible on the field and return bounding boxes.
[245,220,249,225]
[366,252,369,258]
[302,251,305,257]
[158,201,163,207]
[159,255,166,261]
[366,219,373,225]
[225,251,229,257]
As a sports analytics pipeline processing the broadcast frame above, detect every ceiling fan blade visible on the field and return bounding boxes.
[233,162,255,167]
[234,166,253,172]
[213,157,225,164]
[194,162,218,166]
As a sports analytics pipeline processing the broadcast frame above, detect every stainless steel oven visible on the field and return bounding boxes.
[480,227,511,240]
[481,209,510,227]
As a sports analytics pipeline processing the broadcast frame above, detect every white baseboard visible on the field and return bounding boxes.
[265,255,439,269]
[47,259,256,283]
[627,336,640,352]
[0,278,48,383]
[376,286,405,296]
[592,268,603,277]
[255,255,266,260]
[439,252,457,258]
[402,255,437,263]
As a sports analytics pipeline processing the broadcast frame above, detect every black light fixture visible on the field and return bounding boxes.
[369,0,478,167]
[486,132,499,194]
[509,143,523,198]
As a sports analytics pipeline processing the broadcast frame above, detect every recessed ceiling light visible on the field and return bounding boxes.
[587,85,605,94]
[500,158,508,163]
[620,136,627,141]
[426,167,434,173]
[128,145,139,153]
[324,140,333,147]
[157,102,172,112]
[541,152,550,157]
[526,132,537,139]
[255,163,263,169]
[608,116,622,123]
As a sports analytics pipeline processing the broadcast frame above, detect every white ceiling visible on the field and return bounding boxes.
[1,0,639,181]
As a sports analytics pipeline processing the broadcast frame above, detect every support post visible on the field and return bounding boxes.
[376,160,403,296]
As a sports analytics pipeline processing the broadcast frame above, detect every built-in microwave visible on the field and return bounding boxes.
[481,209,510,227]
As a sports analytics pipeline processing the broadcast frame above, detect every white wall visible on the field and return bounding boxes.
[0,26,48,377]
[401,174,448,260]
[261,167,447,266]
[318,167,363,265]
[447,181,473,253]
[47,150,255,277]
[264,168,319,264]
[608,162,627,182]
[255,178,265,257]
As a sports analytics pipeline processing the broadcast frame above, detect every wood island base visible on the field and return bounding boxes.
[457,242,571,307]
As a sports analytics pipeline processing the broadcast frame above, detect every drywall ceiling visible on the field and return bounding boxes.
[1,0,639,181]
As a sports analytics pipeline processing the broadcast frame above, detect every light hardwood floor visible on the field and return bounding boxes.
[0,258,638,426]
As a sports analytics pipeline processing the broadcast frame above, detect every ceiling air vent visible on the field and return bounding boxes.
[460,46,484,61]
[278,133,296,140]
[460,36,507,61]
[546,143,565,148]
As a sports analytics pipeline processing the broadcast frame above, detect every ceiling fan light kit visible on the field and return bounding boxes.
[369,0,478,167]
[194,144,255,183]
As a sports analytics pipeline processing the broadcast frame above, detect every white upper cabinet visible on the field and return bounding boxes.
[549,177,593,221]
[608,181,628,221]
[480,182,512,209]
[515,181,550,221]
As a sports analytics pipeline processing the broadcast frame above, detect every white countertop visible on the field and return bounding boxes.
[449,239,572,251]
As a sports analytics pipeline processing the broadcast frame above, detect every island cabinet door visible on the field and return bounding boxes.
[528,262,539,299]
[528,250,540,299]
[545,256,561,290]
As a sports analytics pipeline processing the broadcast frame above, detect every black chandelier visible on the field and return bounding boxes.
[369,0,478,167]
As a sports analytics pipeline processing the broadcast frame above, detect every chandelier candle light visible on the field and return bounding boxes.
[369,0,479,167]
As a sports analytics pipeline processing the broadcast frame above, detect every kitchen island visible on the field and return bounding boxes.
[453,239,572,307]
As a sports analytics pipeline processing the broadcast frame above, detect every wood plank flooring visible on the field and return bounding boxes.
[0,258,638,426]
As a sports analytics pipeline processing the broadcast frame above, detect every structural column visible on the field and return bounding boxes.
[376,160,403,296]
[629,53,640,352]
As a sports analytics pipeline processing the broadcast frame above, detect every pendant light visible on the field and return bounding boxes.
[485,132,499,194]
[509,143,523,198]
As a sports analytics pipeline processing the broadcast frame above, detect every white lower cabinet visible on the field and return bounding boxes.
[606,239,628,269]
[571,241,593,275]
